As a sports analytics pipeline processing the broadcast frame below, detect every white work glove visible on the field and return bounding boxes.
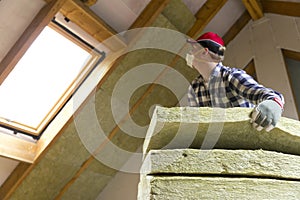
[250,99,283,132]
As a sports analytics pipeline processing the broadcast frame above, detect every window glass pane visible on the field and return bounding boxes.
[0,26,91,128]
[285,57,300,114]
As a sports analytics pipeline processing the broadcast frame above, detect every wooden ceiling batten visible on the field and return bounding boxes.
[126,0,171,50]
[244,59,257,81]
[187,0,228,38]
[0,0,66,85]
[80,0,98,7]
[261,0,300,18]
[282,49,300,61]
[129,0,171,29]
[242,0,264,20]
[223,11,252,45]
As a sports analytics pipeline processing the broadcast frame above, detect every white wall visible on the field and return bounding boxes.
[224,13,300,120]
[0,0,45,61]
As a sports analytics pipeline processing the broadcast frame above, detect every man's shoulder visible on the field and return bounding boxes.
[220,63,246,74]
[191,74,204,82]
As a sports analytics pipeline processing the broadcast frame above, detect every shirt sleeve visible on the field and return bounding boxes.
[188,84,199,107]
[227,68,285,106]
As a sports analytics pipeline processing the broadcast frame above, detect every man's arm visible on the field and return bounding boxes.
[187,85,199,107]
[228,69,284,131]
[228,69,284,105]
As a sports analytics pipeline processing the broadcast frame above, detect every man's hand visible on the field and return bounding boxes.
[250,99,283,132]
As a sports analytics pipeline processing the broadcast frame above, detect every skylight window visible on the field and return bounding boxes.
[0,25,99,136]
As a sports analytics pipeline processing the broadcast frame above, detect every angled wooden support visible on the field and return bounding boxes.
[282,49,300,61]
[126,0,171,48]
[129,0,171,29]
[80,0,98,7]
[223,11,251,45]
[187,0,228,38]
[242,0,264,21]
[261,0,300,17]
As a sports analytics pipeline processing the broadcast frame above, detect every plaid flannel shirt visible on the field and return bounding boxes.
[188,63,284,108]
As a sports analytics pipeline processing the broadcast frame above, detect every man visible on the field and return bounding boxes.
[186,32,284,132]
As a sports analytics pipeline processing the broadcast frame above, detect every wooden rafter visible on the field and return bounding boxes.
[223,11,251,45]
[187,0,228,38]
[45,0,98,6]
[282,49,300,61]
[261,0,300,17]
[129,0,171,29]
[0,0,65,85]
[242,0,264,21]
[244,59,257,80]
[80,0,98,7]
[126,0,171,49]
[0,134,36,163]
[60,0,126,51]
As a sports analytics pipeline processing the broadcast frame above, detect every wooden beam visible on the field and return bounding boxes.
[126,0,171,49]
[0,134,36,163]
[223,11,251,45]
[243,59,257,80]
[242,0,264,20]
[261,0,300,17]
[60,0,126,51]
[187,0,228,38]
[45,0,97,6]
[282,49,300,61]
[0,0,65,85]
[129,0,171,29]
[80,0,97,7]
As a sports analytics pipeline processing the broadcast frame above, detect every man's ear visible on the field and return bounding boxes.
[203,48,209,55]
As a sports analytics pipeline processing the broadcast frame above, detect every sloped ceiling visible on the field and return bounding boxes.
[0,0,300,199]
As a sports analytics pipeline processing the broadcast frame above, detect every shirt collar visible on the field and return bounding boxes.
[208,62,222,80]
[196,62,223,82]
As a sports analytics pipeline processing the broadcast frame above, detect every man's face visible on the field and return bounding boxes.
[186,41,207,68]
[189,42,204,55]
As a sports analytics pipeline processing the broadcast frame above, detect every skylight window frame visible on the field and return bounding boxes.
[0,16,104,137]
[0,0,125,164]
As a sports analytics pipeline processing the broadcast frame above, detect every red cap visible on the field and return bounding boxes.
[187,32,225,56]
[196,32,224,46]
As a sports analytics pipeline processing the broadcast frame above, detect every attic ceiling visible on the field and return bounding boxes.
[0,0,300,199]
